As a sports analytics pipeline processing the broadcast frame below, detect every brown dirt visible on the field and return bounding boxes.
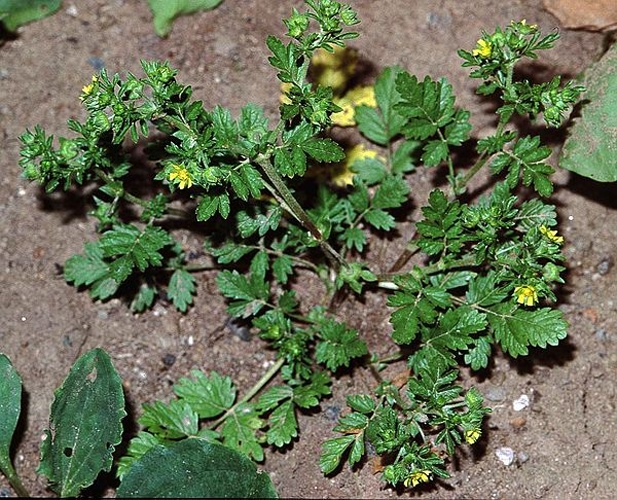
[1,0,615,498]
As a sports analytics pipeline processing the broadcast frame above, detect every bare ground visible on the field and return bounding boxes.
[1,0,616,498]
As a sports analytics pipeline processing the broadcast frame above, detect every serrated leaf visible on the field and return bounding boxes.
[216,269,268,317]
[560,43,617,182]
[391,140,419,175]
[210,242,254,264]
[342,226,366,252]
[422,140,449,166]
[315,320,368,371]
[116,431,165,480]
[350,156,386,185]
[99,224,172,272]
[346,394,376,414]
[131,284,157,312]
[389,304,420,345]
[256,385,293,413]
[139,400,198,439]
[63,241,109,287]
[364,208,395,230]
[38,349,126,497]
[334,412,370,433]
[489,304,568,357]
[265,400,298,447]
[221,403,264,461]
[464,336,492,370]
[167,269,196,312]
[272,255,293,283]
[292,371,332,408]
[355,105,389,145]
[372,175,409,209]
[301,137,345,162]
[173,370,236,419]
[424,306,487,351]
[117,439,277,498]
[320,435,356,474]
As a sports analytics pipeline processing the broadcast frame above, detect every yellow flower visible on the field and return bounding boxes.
[280,82,293,105]
[464,428,481,444]
[168,164,193,189]
[334,144,379,187]
[331,85,377,127]
[539,225,564,245]
[306,144,381,187]
[80,75,98,99]
[403,469,431,488]
[514,285,538,307]
[310,46,358,94]
[472,38,492,58]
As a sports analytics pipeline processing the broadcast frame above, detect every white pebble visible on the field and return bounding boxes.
[495,447,515,466]
[513,394,530,411]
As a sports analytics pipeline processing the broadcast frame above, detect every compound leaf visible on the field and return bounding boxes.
[167,269,197,312]
[139,400,198,440]
[489,304,568,357]
[173,370,236,419]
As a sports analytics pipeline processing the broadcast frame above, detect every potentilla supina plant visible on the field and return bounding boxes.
[17,0,583,492]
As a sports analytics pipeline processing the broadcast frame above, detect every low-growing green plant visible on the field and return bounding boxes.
[16,0,584,493]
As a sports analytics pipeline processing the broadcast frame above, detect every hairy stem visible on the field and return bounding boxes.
[255,154,347,269]
[209,357,285,430]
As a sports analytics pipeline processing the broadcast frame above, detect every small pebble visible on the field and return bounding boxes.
[513,394,530,411]
[87,57,105,70]
[510,416,527,429]
[485,386,507,402]
[162,353,176,366]
[595,329,608,342]
[517,451,530,464]
[495,447,515,466]
[323,405,341,421]
[596,256,614,276]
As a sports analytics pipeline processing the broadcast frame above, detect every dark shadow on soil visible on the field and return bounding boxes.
[563,173,617,210]
[507,334,576,376]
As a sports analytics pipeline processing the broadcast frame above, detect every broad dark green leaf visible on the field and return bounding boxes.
[0,0,60,31]
[560,42,617,182]
[0,354,24,495]
[38,349,126,497]
[117,439,277,498]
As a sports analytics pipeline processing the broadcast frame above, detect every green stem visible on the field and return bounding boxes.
[255,154,347,269]
[94,168,189,218]
[1,463,30,498]
[209,357,285,430]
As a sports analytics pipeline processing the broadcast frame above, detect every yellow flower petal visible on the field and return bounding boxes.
[168,164,193,190]
[514,285,538,307]
[472,38,492,58]
[310,46,358,94]
[331,85,376,127]
[539,225,564,245]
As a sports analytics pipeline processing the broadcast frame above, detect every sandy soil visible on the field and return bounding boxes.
[1,0,615,498]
